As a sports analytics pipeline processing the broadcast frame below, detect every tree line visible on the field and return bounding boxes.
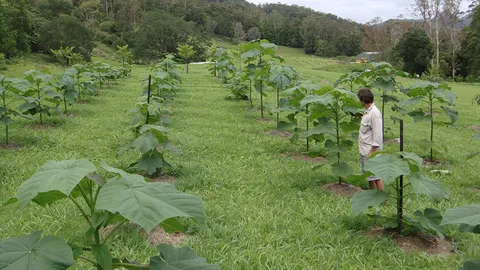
[1,0,480,81]
[364,0,480,82]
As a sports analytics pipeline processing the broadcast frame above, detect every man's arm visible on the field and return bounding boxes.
[369,113,382,156]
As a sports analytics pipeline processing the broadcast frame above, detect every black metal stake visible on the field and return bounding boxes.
[397,119,404,233]
[146,75,151,124]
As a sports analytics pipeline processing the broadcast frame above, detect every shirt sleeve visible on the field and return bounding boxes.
[371,113,382,147]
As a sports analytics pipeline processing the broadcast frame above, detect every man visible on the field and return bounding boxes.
[357,88,384,190]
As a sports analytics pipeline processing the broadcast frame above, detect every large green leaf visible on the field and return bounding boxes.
[15,159,96,209]
[138,151,171,175]
[409,171,449,202]
[399,152,423,169]
[441,106,458,124]
[96,173,205,232]
[460,260,480,270]
[472,132,480,140]
[132,132,160,153]
[0,231,75,270]
[340,121,359,133]
[300,94,333,108]
[331,162,354,179]
[149,244,220,270]
[440,204,480,227]
[269,72,290,90]
[433,89,456,105]
[301,123,336,137]
[351,190,388,216]
[364,154,410,184]
[92,244,112,270]
[413,208,445,238]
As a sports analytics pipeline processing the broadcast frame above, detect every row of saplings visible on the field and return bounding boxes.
[0,60,131,146]
[0,57,221,269]
[209,40,480,269]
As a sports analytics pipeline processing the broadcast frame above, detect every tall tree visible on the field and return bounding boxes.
[443,0,463,80]
[232,22,245,44]
[395,27,433,75]
[362,17,389,52]
[460,5,480,77]
[410,0,444,75]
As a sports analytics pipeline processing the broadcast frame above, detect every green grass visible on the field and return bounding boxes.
[1,47,480,269]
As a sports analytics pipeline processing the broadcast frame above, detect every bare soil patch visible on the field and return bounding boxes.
[63,113,75,118]
[265,130,292,138]
[148,175,175,184]
[467,126,480,131]
[101,223,185,246]
[28,123,57,130]
[365,227,454,256]
[147,227,186,246]
[77,100,89,104]
[257,117,273,122]
[422,158,441,166]
[323,183,362,196]
[0,143,22,150]
[281,152,327,163]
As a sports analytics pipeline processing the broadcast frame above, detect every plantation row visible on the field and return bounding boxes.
[0,55,222,269]
[208,40,480,269]
[0,61,131,145]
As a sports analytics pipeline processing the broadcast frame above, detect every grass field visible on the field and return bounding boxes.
[1,44,480,269]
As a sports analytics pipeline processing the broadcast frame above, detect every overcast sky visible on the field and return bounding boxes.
[249,0,471,23]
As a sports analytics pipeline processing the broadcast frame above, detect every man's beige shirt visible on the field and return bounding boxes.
[359,103,383,156]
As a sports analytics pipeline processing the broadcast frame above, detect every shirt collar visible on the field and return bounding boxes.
[365,103,375,114]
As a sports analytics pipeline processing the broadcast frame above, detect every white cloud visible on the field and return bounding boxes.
[248,0,471,23]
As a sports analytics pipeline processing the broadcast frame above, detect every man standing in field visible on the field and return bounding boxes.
[357,88,384,190]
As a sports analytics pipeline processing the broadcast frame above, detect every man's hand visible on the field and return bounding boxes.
[368,146,378,157]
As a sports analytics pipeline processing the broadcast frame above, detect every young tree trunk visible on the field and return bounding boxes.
[429,99,434,160]
[306,105,309,152]
[249,80,252,108]
[260,83,264,118]
[276,88,279,125]
[186,62,189,74]
[63,97,67,114]
[396,119,404,234]
[336,114,341,185]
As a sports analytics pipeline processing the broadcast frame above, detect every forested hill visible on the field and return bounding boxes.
[0,0,363,61]
[2,0,480,81]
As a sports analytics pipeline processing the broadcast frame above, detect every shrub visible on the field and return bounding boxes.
[39,16,94,61]
[0,53,6,70]
[111,38,127,49]
[98,20,115,33]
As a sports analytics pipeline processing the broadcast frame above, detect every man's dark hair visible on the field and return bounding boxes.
[357,88,374,104]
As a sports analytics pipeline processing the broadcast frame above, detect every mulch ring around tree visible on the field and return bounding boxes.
[422,158,442,167]
[101,223,186,246]
[63,113,76,118]
[147,175,175,184]
[365,227,454,256]
[323,183,362,196]
[467,126,480,131]
[264,130,292,138]
[0,142,22,150]
[257,117,274,122]
[281,152,327,163]
[28,123,57,130]
[147,227,186,246]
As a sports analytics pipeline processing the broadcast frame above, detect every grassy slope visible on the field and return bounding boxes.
[0,44,479,269]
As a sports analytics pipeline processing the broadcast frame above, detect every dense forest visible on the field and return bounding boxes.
[1,0,480,81]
